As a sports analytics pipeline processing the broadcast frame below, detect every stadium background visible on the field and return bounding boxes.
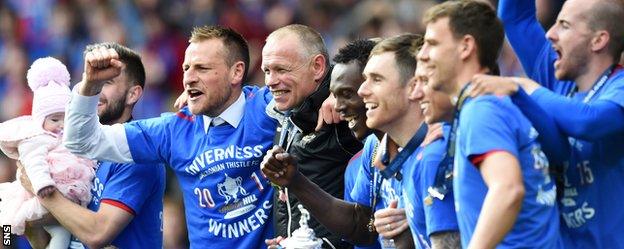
[0,0,567,248]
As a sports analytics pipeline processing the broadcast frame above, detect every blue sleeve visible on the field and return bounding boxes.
[498,0,564,91]
[344,152,363,202]
[460,97,519,159]
[124,115,172,165]
[349,137,377,206]
[531,87,624,141]
[511,88,570,165]
[349,163,372,206]
[421,144,459,236]
[261,86,274,103]
[100,163,162,213]
[245,85,274,105]
[597,73,624,107]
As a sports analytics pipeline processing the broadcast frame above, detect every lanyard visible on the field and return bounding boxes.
[566,65,616,103]
[428,83,471,200]
[367,141,382,232]
[379,123,428,180]
[566,65,616,186]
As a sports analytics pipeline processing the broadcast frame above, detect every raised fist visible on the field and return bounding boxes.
[79,46,124,96]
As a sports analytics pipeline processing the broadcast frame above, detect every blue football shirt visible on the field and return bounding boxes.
[124,86,278,249]
[454,96,561,248]
[401,124,458,249]
[350,135,402,248]
[498,1,624,246]
[345,149,382,249]
[78,161,165,248]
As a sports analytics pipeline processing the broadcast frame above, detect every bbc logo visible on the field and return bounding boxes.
[2,225,10,246]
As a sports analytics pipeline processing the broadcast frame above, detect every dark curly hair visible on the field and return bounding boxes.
[332,39,377,68]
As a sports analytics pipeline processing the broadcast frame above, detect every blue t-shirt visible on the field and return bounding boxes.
[499,1,624,247]
[454,96,560,248]
[124,86,278,249]
[350,135,402,248]
[74,161,165,248]
[344,150,382,249]
[554,82,624,248]
[402,124,458,249]
[344,150,363,204]
[350,135,402,210]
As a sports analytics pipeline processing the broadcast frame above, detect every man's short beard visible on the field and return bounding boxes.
[99,93,127,125]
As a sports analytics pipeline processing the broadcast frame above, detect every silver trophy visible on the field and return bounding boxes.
[279,205,323,249]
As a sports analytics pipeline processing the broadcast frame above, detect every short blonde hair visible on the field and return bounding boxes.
[190,26,250,82]
[267,24,329,67]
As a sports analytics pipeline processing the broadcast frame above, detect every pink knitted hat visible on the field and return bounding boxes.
[26,57,71,127]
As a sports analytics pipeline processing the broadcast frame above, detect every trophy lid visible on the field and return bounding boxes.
[279,205,323,249]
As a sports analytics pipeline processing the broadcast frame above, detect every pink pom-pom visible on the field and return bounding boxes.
[26,57,70,92]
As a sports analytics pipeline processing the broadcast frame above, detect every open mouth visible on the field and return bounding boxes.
[271,90,289,97]
[365,103,378,110]
[187,89,204,100]
[420,102,431,118]
[552,46,563,66]
[420,102,429,112]
[364,102,379,118]
[343,115,359,129]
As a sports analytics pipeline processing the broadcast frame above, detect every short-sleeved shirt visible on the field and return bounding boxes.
[351,132,458,249]
[402,124,458,249]
[350,135,402,248]
[72,161,165,248]
[124,86,278,248]
[454,96,561,248]
[344,149,382,249]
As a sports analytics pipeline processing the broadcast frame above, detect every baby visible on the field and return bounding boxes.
[0,57,95,248]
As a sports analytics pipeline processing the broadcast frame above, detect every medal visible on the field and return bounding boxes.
[368,143,381,233]
[424,195,433,206]
[427,186,446,201]
[367,218,375,232]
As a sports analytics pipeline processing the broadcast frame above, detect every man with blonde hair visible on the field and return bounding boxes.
[262,24,362,248]
[62,26,278,248]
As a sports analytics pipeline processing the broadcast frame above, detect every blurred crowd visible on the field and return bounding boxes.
[0,0,566,248]
[0,0,568,122]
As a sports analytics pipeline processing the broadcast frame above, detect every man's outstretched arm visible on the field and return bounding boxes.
[63,46,133,163]
[498,0,561,90]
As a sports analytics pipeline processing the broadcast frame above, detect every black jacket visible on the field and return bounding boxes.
[267,68,362,248]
